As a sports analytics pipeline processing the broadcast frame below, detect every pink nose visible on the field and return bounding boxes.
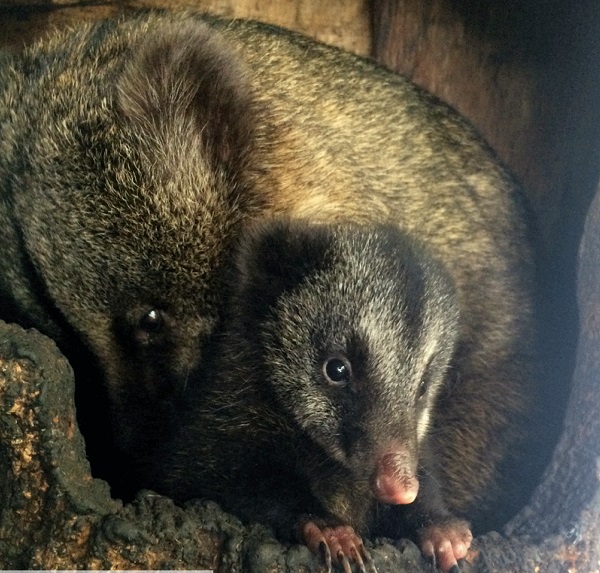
[371,452,419,505]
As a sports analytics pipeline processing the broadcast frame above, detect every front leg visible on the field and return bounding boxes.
[205,472,377,573]
[300,518,377,573]
[418,517,472,573]
[390,469,473,573]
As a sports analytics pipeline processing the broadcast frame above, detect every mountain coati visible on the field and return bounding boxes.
[0,11,535,570]
[152,220,477,572]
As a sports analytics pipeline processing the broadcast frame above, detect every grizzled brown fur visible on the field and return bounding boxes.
[0,9,534,532]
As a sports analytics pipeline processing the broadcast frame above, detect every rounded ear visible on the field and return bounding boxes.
[231,220,334,319]
[117,18,256,172]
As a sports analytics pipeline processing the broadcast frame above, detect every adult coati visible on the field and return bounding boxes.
[0,11,535,570]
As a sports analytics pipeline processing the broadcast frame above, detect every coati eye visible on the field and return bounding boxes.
[118,307,171,349]
[323,356,352,387]
[417,378,428,399]
[139,309,165,333]
[134,308,168,347]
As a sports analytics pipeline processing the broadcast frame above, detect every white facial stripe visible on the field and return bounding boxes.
[417,406,432,442]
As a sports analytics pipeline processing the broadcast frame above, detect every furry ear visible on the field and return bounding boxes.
[232,220,334,318]
[117,18,255,171]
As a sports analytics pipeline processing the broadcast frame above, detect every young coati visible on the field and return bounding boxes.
[0,9,535,564]
[153,220,474,573]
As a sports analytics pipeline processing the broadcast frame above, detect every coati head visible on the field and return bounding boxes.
[227,220,460,527]
[10,18,264,463]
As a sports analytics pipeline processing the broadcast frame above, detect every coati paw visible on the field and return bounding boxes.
[419,519,472,573]
[301,521,377,573]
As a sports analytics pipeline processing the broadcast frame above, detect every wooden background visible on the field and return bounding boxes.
[0,0,370,54]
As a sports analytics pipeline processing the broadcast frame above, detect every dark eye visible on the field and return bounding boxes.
[134,308,167,346]
[139,309,165,333]
[417,378,428,399]
[323,356,352,387]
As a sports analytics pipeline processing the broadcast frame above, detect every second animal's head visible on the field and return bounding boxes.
[3,18,267,464]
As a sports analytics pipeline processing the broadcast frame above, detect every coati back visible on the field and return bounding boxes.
[154,220,473,571]
[0,11,535,568]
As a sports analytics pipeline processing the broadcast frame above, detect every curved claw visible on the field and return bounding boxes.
[319,540,332,573]
[301,520,377,573]
[351,544,367,573]
[339,552,352,573]
[360,543,378,573]
[428,550,461,573]
[419,519,472,573]
[430,551,437,573]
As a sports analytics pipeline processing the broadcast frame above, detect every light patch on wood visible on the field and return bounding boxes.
[1,0,371,56]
